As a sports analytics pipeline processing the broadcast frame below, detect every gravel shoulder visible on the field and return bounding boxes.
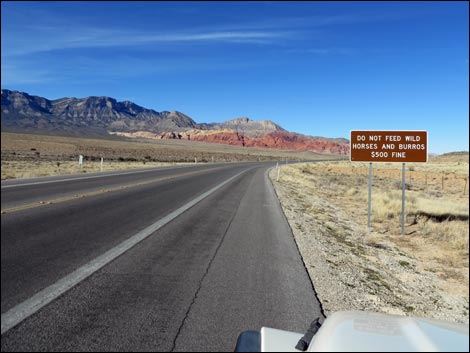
[269,164,469,324]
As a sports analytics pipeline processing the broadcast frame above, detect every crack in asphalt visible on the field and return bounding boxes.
[169,174,250,352]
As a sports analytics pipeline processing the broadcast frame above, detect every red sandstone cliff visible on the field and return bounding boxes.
[112,129,349,155]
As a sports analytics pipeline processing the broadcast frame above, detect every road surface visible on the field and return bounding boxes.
[1,162,323,351]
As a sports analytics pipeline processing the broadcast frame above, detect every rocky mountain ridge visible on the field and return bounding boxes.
[200,117,285,138]
[1,89,197,135]
[1,89,349,154]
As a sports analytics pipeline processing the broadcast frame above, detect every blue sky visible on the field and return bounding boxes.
[1,1,468,154]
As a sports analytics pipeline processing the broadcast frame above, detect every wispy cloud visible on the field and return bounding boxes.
[0,57,62,85]
[1,53,271,86]
[3,26,294,57]
[199,11,415,33]
[2,5,412,58]
[283,47,356,55]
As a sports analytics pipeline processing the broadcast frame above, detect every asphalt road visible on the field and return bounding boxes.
[1,162,324,351]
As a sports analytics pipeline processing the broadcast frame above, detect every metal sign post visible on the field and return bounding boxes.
[368,162,372,232]
[402,163,406,236]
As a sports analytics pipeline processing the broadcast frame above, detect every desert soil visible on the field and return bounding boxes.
[269,158,469,324]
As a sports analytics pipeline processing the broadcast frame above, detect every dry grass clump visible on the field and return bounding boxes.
[370,189,469,252]
[372,190,468,218]
[0,160,190,180]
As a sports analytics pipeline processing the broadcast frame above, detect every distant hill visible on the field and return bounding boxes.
[200,117,286,138]
[1,89,349,155]
[430,151,469,163]
[440,151,469,156]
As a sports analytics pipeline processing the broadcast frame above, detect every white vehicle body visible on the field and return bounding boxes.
[242,311,469,352]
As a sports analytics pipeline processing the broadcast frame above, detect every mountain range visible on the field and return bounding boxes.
[1,89,349,155]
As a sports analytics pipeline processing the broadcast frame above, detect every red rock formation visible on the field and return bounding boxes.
[111,129,350,155]
[246,131,349,155]
[160,129,349,155]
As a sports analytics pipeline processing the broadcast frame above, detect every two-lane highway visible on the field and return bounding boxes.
[1,162,323,351]
[1,163,246,212]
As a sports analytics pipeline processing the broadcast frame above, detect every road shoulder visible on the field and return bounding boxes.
[269,166,469,324]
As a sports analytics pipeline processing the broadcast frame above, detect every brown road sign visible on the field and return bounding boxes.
[350,131,427,163]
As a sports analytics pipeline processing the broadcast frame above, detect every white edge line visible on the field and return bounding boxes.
[1,167,251,335]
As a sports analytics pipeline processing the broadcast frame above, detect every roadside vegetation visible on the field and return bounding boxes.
[0,160,193,180]
[270,154,469,324]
